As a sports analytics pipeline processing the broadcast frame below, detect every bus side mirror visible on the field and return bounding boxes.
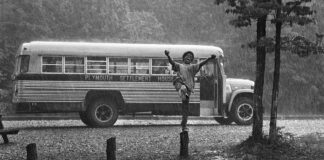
[222,57,228,66]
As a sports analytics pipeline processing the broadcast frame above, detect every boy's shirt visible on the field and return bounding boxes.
[173,62,200,93]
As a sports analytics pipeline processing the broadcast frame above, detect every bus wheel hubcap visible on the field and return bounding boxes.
[95,104,113,122]
[237,103,253,121]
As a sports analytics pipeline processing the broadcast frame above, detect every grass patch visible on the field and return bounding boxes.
[228,127,324,160]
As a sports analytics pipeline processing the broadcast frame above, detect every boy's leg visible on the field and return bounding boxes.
[178,85,188,101]
[181,97,189,131]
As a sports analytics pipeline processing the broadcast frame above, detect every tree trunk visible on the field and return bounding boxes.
[252,14,267,141]
[269,0,282,142]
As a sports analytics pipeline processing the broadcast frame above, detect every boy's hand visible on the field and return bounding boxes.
[165,50,170,56]
[210,55,216,59]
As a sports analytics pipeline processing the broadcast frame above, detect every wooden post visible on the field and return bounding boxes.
[1,134,8,144]
[180,131,189,158]
[0,115,8,144]
[106,137,116,160]
[26,143,38,160]
[0,115,4,129]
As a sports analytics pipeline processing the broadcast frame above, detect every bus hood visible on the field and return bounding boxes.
[226,78,254,91]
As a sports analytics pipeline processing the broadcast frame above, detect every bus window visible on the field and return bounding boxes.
[19,55,30,73]
[152,59,171,75]
[200,58,215,77]
[42,56,62,73]
[65,57,84,73]
[131,58,149,74]
[109,58,128,74]
[87,56,106,74]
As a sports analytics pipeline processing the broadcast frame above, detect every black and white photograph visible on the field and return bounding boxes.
[0,0,323,159]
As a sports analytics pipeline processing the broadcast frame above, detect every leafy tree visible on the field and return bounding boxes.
[269,0,316,142]
[216,0,319,142]
[215,0,272,141]
[269,0,283,142]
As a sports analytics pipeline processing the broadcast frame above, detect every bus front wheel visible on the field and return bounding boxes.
[86,99,118,127]
[231,97,254,125]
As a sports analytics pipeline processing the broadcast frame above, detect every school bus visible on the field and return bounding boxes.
[12,41,254,127]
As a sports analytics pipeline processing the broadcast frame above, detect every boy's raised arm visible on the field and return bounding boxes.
[165,50,176,66]
[198,55,216,69]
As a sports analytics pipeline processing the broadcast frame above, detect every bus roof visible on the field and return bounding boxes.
[21,41,224,58]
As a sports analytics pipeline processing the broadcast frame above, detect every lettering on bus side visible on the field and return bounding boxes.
[120,75,151,82]
[157,76,174,82]
[85,75,113,81]
[84,74,175,82]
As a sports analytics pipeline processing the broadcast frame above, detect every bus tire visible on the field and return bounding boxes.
[214,117,233,125]
[86,99,118,127]
[230,97,253,125]
[79,111,91,126]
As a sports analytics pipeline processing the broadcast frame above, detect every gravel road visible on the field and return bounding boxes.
[0,119,323,160]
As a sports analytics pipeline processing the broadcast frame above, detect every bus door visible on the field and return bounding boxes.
[199,59,219,116]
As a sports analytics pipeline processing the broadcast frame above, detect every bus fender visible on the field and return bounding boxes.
[227,89,253,112]
[84,90,125,111]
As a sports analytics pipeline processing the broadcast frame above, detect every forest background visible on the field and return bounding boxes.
[0,0,323,115]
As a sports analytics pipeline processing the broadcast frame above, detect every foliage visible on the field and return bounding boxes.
[215,0,324,115]
[123,11,165,42]
[233,0,319,55]
[215,0,272,27]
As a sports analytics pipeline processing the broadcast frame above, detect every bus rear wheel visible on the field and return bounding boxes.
[231,97,253,125]
[86,99,118,127]
[79,111,91,126]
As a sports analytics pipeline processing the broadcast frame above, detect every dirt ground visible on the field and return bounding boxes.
[0,119,323,159]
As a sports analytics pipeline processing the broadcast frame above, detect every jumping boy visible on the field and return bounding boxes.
[165,50,216,131]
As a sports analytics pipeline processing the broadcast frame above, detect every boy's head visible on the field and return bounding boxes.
[182,51,194,64]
